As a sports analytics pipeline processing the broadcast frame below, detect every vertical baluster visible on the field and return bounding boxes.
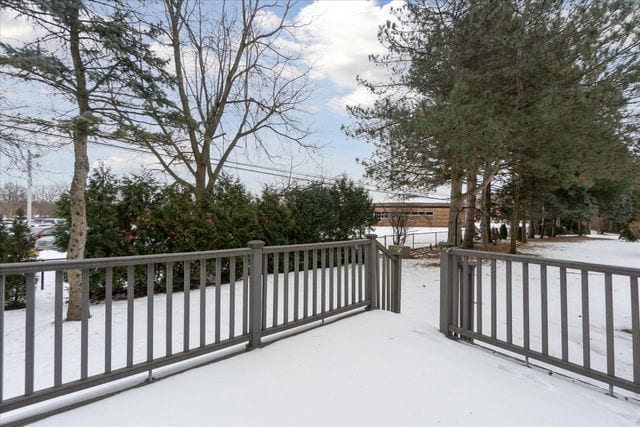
[381,252,387,311]
[560,267,568,361]
[54,271,63,386]
[294,251,300,321]
[506,260,513,344]
[541,264,548,355]
[337,248,342,308]
[25,272,35,394]
[283,252,289,324]
[215,257,222,343]
[127,265,135,365]
[329,248,335,310]
[476,259,483,335]
[523,262,529,351]
[358,246,363,302]
[81,269,89,379]
[451,255,459,329]
[242,256,249,335]
[183,261,191,352]
[345,247,350,306]
[105,268,113,374]
[273,252,279,328]
[166,263,173,357]
[605,272,615,386]
[147,264,155,365]
[321,249,326,313]
[351,246,356,306]
[229,257,236,339]
[262,253,268,329]
[630,275,639,385]
[304,250,309,318]
[491,259,496,339]
[312,250,318,316]
[580,269,590,369]
[200,259,206,348]
[387,256,392,311]
[461,256,469,330]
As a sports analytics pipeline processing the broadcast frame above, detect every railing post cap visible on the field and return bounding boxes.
[247,240,265,249]
[365,234,378,239]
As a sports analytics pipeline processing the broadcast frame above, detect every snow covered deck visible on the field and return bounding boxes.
[34,311,638,426]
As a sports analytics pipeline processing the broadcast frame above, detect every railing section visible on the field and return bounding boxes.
[440,248,640,395]
[0,235,401,417]
[378,231,445,250]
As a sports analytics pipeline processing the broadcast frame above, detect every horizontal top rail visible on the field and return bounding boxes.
[377,231,441,239]
[262,239,369,254]
[0,247,253,274]
[375,241,397,258]
[450,248,640,276]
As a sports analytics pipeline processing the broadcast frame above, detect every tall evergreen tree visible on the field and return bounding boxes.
[0,0,172,319]
[347,0,639,252]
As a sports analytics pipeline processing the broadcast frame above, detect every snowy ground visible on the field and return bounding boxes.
[2,236,640,425]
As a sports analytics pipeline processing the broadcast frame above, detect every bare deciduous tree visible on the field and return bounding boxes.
[33,184,66,217]
[384,200,411,246]
[0,182,26,217]
[125,0,314,199]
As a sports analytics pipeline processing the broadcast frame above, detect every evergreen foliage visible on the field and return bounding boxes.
[499,224,508,240]
[54,168,376,300]
[346,0,640,251]
[0,0,174,319]
[1,209,36,309]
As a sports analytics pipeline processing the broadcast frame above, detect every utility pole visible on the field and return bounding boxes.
[27,150,33,224]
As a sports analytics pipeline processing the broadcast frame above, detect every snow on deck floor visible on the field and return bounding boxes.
[29,237,640,426]
[34,311,639,426]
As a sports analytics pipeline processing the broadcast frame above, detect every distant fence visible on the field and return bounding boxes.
[378,231,446,250]
[1,235,401,419]
[440,248,640,395]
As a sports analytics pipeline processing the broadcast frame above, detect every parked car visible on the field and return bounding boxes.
[33,226,59,250]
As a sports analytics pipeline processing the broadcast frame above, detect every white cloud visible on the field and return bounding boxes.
[329,85,380,113]
[91,155,158,177]
[295,0,403,112]
[0,9,39,43]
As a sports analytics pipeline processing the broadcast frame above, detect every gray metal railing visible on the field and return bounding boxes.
[1,235,401,420]
[378,231,445,250]
[440,248,640,395]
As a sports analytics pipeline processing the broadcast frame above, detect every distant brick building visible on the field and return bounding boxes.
[374,202,450,228]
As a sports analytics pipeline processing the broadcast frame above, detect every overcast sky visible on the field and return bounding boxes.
[0,0,448,201]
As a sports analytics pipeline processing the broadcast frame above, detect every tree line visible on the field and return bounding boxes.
[2,166,376,308]
[346,0,640,252]
[52,168,375,303]
[0,182,66,218]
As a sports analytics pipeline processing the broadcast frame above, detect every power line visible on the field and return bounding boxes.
[3,123,449,199]
[86,140,450,199]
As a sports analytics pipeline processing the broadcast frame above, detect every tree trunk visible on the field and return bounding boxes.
[463,174,477,249]
[521,219,528,243]
[447,172,464,245]
[480,176,492,250]
[509,213,518,254]
[66,6,90,321]
[528,219,536,239]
